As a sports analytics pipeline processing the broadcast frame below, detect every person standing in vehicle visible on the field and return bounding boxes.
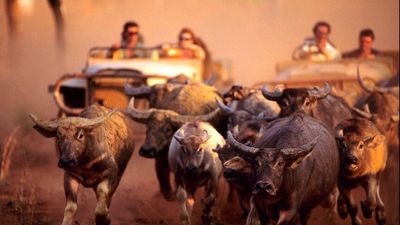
[109,21,145,58]
[342,28,383,59]
[292,21,341,61]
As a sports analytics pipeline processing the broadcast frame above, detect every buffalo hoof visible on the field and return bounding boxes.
[375,207,386,225]
[337,203,348,219]
[360,200,373,218]
[162,191,177,201]
[201,214,214,225]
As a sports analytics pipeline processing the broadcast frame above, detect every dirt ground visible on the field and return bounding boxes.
[0,123,398,225]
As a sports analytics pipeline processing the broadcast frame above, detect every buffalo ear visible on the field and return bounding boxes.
[285,151,313,169]
[33,125,56,138]
[367,134,386,149]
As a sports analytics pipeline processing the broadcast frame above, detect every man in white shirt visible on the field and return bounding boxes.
[293,21,341,61]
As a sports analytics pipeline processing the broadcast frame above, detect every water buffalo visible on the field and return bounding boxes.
[127,90,225,200]
[29,104,135,225]
[218,85,279,134]
[262,82,353,129]
[227,111,340,225]
[353,70,399,141]
[335,118,388,225]
[168,121,225,225]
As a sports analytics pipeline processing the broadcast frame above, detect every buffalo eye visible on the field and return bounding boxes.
[281,99,289,107]
[277,160,284,167]
[358,142,364,150]
[164,127,172,133]
[304,98,311,107]
[76,130,85,140]
[197,147,203,152]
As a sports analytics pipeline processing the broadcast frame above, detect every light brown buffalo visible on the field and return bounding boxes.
[29,104,135,225]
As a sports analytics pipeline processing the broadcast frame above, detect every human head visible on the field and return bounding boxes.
[358,28,375,52]
[312,21,331,43]
[122,21,140,48]
[178,27,196,48]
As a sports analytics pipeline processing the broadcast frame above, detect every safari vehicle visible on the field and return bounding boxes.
[49,46,205,116]
[253,57,396,105]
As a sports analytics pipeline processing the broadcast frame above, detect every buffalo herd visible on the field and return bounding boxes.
[30,71,399,225]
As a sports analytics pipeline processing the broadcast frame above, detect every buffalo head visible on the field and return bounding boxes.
[262,83,331,116]
[335,118,387,179]
[29,108,117,169]
[173,123,211,175]
[127,97,220,158]
[227,131,318,196]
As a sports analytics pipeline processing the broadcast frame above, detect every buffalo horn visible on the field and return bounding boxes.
[124,84,152,96]
[280,136,319,161]
[352,107,373,119]
[309,82,331,99]
[29,113,58,132]
[77,109,118,129]
[127,97,154,122]
[216,98,235,115]
[357,67,375,93]
[227,131,260,156]
[261,85,283,101]
[167,108,220,126]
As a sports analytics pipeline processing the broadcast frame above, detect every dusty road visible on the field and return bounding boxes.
[0,123,398,225]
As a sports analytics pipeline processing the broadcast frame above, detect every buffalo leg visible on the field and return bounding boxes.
[202,178,217,224]
[361,177,378,219]
[94,180,113,225]
[61,173,80,225]
[375,184,386,225]
[339,187,362,225]
[155,156,175,201]
[177,185,194,225]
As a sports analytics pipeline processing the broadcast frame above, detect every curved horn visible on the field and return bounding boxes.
[167,107,221,126]
[255,111,278,122]
[352,107,373,119]
[124,83,152,96]
[280,136,319,160]
[337,129,344,139]
[127,97,154,123]
[357,67,374,93]
[261,85,283,101]
[173,131,185,145]
[29,113,58,132]
[216,98,235,115]
[201,129,211,143]
[77,108,118,129]
[204,74,217,86]
[227,131,260,156]
[309,82,331,99]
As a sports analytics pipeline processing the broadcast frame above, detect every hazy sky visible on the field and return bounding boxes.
[0,0,398,138]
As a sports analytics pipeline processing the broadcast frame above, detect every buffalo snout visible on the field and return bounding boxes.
[184,166,199,175]
[345,155,359,166]
[223,168,239,181]
[58,156,77,169]
[139,147,156,158]
[253,181,276,196]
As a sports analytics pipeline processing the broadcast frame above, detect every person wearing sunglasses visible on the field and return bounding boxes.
[109,21,145,58]
[163,27,206,60]
[292,21,341,61]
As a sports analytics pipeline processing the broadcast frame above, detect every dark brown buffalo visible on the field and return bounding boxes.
[262,82,353,129]
[218,85,279,133]
[335,118,388,225]
[29,104,135,225]
[353,70,399,141]
[126,82,226,200]
[228,112,340,225]
[215,120,264,219]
